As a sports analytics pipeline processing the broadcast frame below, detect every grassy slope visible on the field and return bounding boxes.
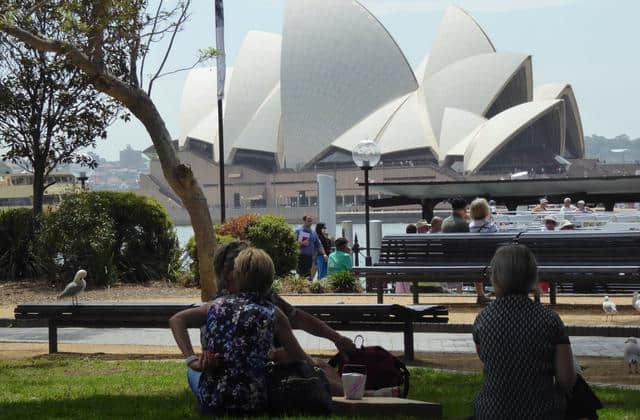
[0,358,639,419]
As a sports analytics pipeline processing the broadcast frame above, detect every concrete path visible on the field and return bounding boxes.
[0,328,627,358]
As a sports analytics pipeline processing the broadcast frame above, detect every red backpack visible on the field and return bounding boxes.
[328,335,410,398]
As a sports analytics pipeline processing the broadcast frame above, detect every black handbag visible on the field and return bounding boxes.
[265,360,332,416]
[565,374,603,420]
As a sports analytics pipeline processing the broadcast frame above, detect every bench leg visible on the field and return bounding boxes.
[403,322,414,361]
[412,282,419,304]
[549,281,557,305]
[48,319,58,353]
[377,279,384,304]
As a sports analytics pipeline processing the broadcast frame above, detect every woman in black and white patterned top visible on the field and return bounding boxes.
[472,245,576,419]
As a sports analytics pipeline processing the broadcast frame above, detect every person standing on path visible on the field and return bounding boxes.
[315,222,332,280]
[295,215,327,279]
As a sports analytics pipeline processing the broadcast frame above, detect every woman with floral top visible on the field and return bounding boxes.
[170,247,311,415]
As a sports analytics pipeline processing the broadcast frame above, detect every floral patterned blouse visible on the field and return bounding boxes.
[198,292,276,414]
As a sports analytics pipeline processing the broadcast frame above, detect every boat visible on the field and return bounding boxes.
[0,172,80,209]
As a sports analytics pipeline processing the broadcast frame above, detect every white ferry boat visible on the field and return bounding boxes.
[0,172,79,209]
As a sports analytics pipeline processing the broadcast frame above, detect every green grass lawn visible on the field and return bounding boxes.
[0,357,639,419]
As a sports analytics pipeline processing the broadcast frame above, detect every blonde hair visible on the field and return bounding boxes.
[233,247,275,296]
[469,198,490,221]
[490,245,538,295]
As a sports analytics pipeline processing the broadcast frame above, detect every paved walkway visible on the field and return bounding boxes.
[0,327,627,358]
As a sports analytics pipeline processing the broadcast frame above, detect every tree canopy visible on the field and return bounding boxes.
[0,0,219,300]
[0,2,119,214]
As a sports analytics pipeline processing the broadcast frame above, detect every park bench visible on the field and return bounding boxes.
[12,302,448,360]
[355,231,640,304]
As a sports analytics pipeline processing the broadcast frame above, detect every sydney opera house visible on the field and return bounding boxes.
[140,1,587,221]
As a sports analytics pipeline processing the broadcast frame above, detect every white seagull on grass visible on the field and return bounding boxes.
[57,270,87,305]
[624,338,640,374]
[602,296,617,322]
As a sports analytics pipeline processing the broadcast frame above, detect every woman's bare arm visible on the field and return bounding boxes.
[169,304,210,358]
[554,343,577,391]
[275,307,313,365]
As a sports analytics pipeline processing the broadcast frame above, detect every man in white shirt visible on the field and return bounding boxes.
[576,200,593,213]
[559,197,576,213]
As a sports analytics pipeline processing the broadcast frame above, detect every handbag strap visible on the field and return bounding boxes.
[396,360,410,398]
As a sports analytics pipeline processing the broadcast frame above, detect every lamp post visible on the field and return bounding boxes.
[78,171,88,190]
[352,139,380,266]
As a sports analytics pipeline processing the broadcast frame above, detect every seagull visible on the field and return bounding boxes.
[633,291,640,313]
[624,338,640,374]
[602,296,617,322]
[57,270,87,305]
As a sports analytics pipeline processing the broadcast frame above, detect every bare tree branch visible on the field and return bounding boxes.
[146,0,190,95]
[139,0,164,86]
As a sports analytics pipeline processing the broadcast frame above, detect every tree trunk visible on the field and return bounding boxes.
[32,164,45,217]
[127,91,217,302]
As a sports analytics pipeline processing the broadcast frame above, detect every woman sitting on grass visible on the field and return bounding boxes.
[170,247,311,416]
[472,244,576,419]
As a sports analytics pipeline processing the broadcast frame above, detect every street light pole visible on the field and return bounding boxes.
[217,98,226,222]
[363,165,372,266]
[352,139,380,268]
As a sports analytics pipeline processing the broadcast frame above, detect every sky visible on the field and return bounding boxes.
[99,0,640,161]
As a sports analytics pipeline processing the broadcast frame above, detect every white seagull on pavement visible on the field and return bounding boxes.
[57,270,87,305]
[624,338,640,374]
[632,291,640,313]
[602,296,617,322]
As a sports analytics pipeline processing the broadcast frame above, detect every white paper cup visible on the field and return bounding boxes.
[342,372,366,400]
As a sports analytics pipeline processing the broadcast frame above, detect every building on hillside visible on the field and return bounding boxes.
[119,145,147,170]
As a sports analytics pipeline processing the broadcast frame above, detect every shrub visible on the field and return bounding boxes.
[246,214,298,276]
[44,193,118,286]
[309,278,331,294]
[175,269,196,288]
[327,270,362,293]
[0,208,49,281]
[45,192,180,286]
[185,213,298,285]
[184,233,235,287]
[271,277,283,294]
[88,192,180,283]
[216,213,259,240]
[277,274,309,294]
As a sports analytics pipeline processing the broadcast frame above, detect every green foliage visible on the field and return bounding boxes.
[44,193,117,286]
[89,192,180,283]
[44,192,179,286]
[327,270,362,293]
[184,233,235,287]
[0,208,48,281]
[0,1,120,214]
[246,214,299,277]
[309,278,331,294]
[276,274,309,294]
[271,277,283,294]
